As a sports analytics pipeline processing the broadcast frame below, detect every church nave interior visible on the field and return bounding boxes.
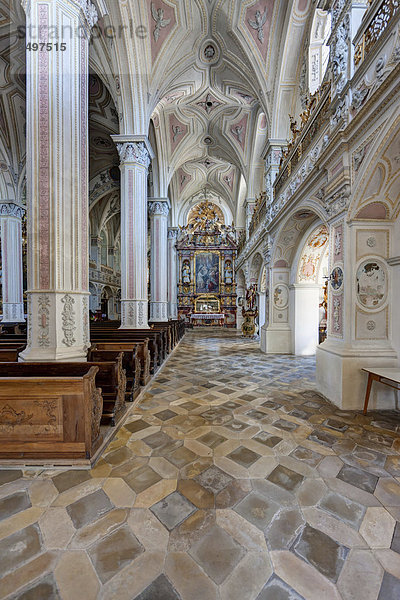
[0,0,400,598]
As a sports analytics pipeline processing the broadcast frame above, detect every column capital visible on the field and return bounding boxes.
[111,135,154,168]
[21,0,98,31]
[0,202,25,219]
[148,199,170,217]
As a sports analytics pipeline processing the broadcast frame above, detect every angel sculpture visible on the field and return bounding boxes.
[151,3,171,43]
[248,7,268,44]
[172,124,184,143]
[231,125,243,144]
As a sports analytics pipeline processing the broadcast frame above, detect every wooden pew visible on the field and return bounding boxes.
[0,355,126,426]
[93,340,150,388]
[0,323,26,335]
[88,346,142,401]
[0,366,103,461]
[90,329,161,373]
[0,347,25,362]
[92,326,167,361]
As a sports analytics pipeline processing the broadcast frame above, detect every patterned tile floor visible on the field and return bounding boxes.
[1,329,400,599]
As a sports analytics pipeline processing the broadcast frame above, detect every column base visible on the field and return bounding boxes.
[168,303,178,321]
[120,300,149,329]
[19,348,87,362]
[262,326,292,354]
[2,303,25,323]
[316,340,399,410]
[260,325,267,352]
[19,291,89,362]
[150,301,169,322]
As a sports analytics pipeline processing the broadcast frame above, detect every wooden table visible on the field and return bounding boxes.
[362,368,400,414]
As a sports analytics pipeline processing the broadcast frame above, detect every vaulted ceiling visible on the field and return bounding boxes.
[0,0,316,229]
[98,0,315,227]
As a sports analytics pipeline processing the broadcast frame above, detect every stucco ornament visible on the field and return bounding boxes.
[151,3,171,42]
[248,8,268,44]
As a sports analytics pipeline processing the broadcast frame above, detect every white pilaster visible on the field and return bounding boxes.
[20,0,96,361]
[167,228,178,320]
[263,267,292,353]
[291,283,321,356]
[0,203,25,323]
[149,199,169,322]
[112,136,153,329]
[316,220,398,409]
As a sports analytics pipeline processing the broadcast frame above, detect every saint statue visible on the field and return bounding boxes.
[182,261,191,284]
[224,260,233,285]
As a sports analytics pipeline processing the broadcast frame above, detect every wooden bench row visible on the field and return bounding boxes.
[0,366,103,461]
[0,320,185,462]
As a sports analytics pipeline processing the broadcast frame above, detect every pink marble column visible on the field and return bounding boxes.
[167,228,179,320]
[20,0,97,361]
[112,137,153,329]
[148,200,170,322]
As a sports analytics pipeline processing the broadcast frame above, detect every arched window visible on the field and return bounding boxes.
[309,9,331,95]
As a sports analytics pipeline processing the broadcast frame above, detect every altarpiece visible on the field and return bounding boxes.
[176,201,237,327]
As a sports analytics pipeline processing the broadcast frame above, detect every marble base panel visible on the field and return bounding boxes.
[316,341,399,410]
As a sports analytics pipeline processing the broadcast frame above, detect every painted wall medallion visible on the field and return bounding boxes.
[330,266,343,292]
[273,284,289,309]
[356,260,387,309]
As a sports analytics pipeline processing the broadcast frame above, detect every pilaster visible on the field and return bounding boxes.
[0,203,25,323]
[316,218,398,409]
[263,266,292,354]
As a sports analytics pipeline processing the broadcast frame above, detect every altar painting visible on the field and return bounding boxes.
[195,252,220,294]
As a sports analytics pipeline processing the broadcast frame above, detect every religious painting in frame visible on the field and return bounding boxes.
[195,252,220,294]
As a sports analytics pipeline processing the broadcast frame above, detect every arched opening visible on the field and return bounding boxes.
[101,286,114,321]
[292,224,329,355]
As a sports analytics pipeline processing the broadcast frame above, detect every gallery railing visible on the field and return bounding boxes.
[89,267,121,287]
[354,0,400,67]
[274,86,331,199]
[248,196,267,239]
[237,231,246,256]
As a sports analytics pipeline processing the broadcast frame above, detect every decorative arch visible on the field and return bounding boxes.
[249,252,263,285]
[296,224,329,284]
[271,206,327,268]
[349,110,400,221]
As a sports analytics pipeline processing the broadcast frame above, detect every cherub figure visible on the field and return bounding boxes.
[248,7,268,44]
[289,114,300,140]
[172,124,184,143]
[231,125,243,143]
[151,3,171,43]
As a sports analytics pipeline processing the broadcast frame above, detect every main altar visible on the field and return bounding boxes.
[177,200,237,327]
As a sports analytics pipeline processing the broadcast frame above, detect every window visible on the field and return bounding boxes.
[309,9,331,95]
